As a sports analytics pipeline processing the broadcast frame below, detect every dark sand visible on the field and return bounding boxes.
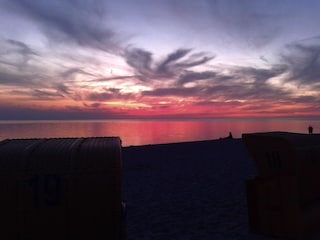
[122,138,275,240]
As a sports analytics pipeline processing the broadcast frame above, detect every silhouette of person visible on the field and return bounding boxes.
[228,132,233,139]
[308,126,313,134]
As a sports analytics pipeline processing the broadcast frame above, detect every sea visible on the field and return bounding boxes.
[0,118,319,147]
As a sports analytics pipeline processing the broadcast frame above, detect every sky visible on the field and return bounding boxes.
[0,0,320,120]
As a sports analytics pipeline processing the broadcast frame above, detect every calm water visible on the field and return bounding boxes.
[0,119,319,146]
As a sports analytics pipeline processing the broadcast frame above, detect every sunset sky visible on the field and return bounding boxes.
[0,0,320,120]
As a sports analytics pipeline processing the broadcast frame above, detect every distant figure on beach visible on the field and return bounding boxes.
[228,132,233,139]
[308,126,313,134]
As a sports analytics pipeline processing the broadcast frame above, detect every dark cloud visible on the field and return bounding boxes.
[6,83,72,101]
[142,87,200,97]
[141,64,290,103]
[174,55,215,69]
[292,95,319,104]
[88,92,114,101]
[90,102,101,108]
[87,88,133,101]
[123,48,153,80]
[124,47,214,81]
[282,40,320,85]
[223,83,288,101]
[0,70,38,86]
[5,39,38,66]
[5,0,119,53]
[60,68,95,80]
[56,83,70,95]
[157,48,191,75]
[32,89,64,100]
[83,102,101,108]
[187,64,288,102]
[205,83,285,102]
[233,65,287,83]
[0,39,38,68]
[178,71,217,84]
[6,39,37,57]
[157,49,215,78]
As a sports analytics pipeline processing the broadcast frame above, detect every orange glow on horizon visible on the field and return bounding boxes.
[1,91,320,119]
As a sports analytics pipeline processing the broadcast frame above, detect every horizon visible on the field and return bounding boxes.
[1,1,320,120]
[1,117,318,146]
[1,116,319,123]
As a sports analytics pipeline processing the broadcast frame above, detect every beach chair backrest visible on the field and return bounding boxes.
[243,132,296,177]
[243,132,320,177]
[0,137,122,240]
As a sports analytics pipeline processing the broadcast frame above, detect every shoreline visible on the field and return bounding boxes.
[123,136,239,148]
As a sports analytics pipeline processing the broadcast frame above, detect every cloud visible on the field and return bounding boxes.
[124,47,214,81]
[0,39,39,68]
[156,48,191,75]
[123,47,153,79]
[178,71,217,85]
[6,39,37,56]
[0,69,39,87]
[87,88,133,101]
[157,49,215,78]
[141,62,291,104]
[32,89,64,100]
[282,39,320,85]
[4,0,120,53]
[0,0,319,119]
[9,86,71,101]
[206,0,283,48]
[292,95,318,104]
[56,83,70,95]
[60,67,95,80]
[83,102,101,108]
[142,87,200,97]
[233,65,287,83]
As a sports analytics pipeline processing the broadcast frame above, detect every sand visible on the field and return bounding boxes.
[122,138,275,240]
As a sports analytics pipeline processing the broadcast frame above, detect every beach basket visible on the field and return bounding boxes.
[243,132,320,178]
[0,137,124,240]
[243,132,320,238]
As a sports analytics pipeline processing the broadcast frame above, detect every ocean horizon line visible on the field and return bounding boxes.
[0,118,318,146]
[0,116,319,124]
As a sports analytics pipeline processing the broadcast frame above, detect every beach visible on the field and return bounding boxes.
[123,138,273,240]
[1,133,319,239]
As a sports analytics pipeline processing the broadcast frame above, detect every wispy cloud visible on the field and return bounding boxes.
[282,38,320,86]
[4,0,120,53]
[60,68,95,81]
[32,89,64,100]
[0,39,39,69]
[124,47,214,81]
[87,88,134,101]
[178,71,217,85]
[0,0,319,119]
[206,0,285,48]
[0,69,39,87]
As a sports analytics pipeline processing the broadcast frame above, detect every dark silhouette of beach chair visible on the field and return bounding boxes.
[0,137,125,240]
[243,132,320,239]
